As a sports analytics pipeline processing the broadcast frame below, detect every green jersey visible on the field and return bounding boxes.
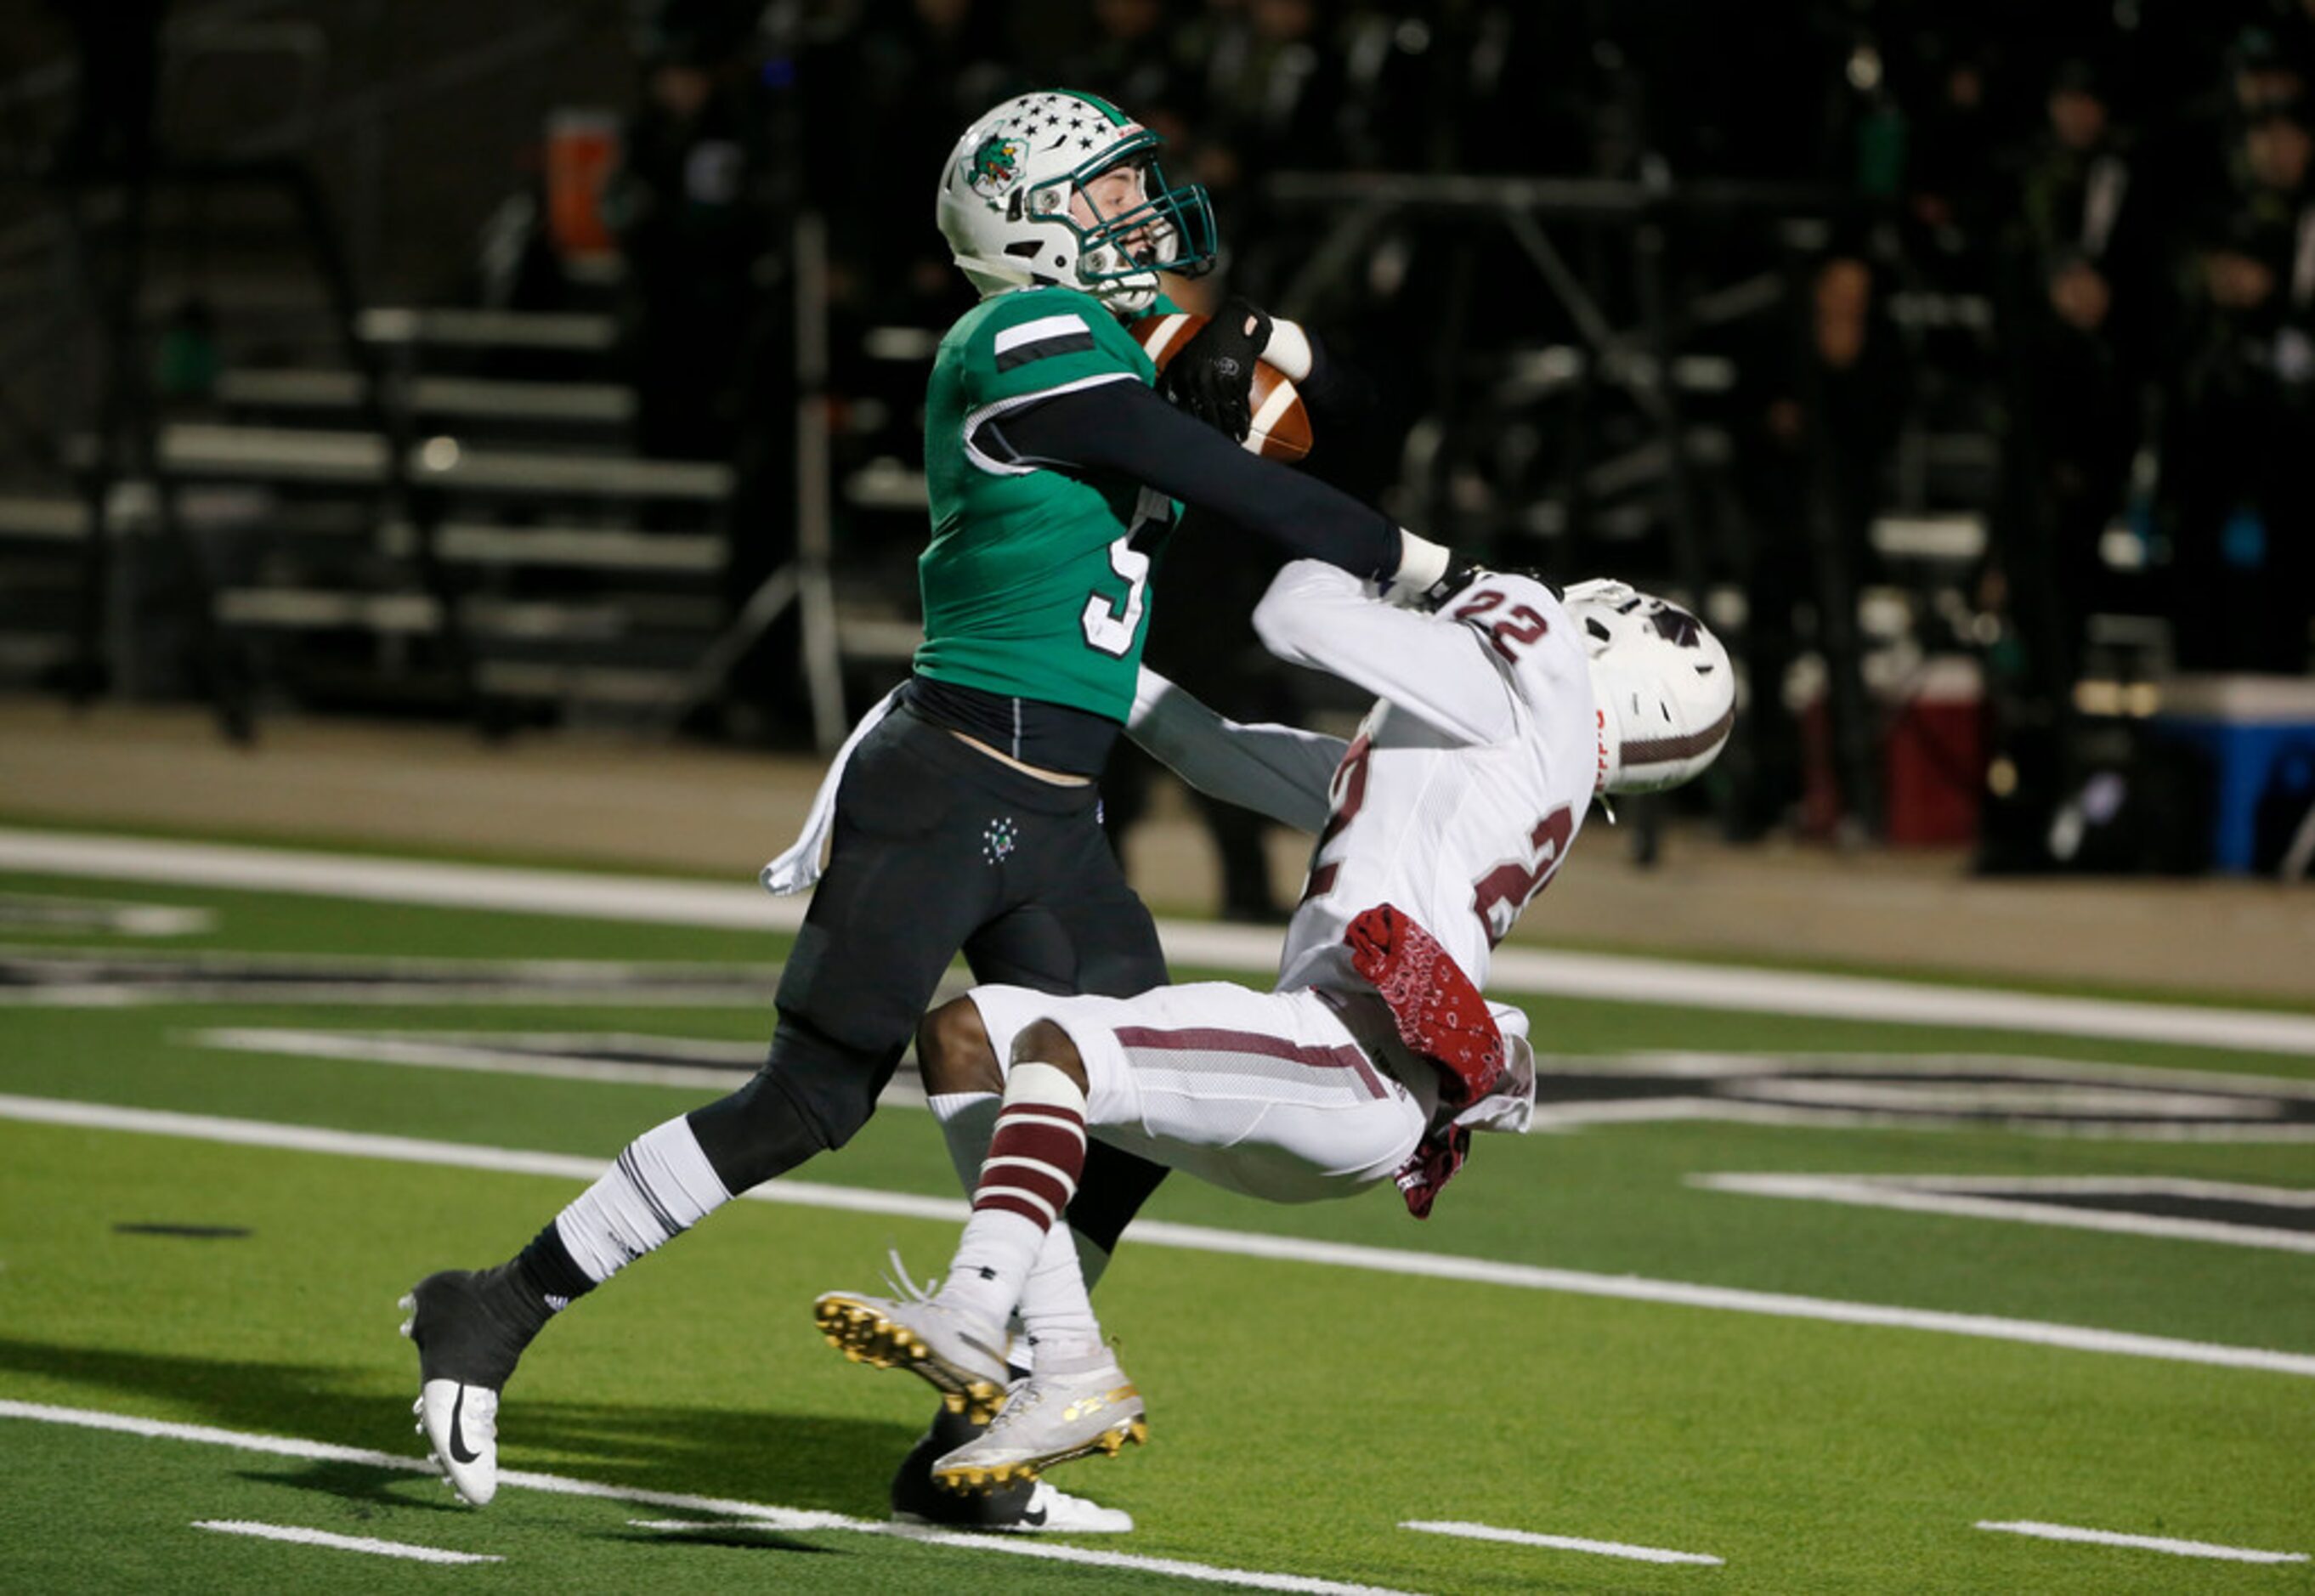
[915,286,1178,722]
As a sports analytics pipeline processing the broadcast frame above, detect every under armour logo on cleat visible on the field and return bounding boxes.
[977,1266,999,1281]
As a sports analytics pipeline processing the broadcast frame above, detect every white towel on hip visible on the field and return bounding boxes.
[759,684,904,896]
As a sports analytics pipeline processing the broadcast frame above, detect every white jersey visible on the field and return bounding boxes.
[926,559,1588,1218]
[1129,559,1599,1010]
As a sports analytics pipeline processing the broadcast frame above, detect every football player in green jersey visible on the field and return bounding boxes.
[402,88,1467,1533]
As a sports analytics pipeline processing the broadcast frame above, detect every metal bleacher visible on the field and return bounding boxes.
[15,299,764,729]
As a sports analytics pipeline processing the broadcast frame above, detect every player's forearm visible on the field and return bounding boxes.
[990,381,1404,580]
[1252,561,1515,745]
[1126,668,1342,833]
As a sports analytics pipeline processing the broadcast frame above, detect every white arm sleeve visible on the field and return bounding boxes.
[1252,560,1517,746]
[1126,667,1345,834]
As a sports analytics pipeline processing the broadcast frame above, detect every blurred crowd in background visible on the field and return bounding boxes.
[570,0,2315,892]
[18,0,2315,892]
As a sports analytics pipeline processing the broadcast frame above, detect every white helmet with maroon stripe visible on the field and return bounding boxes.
[1563,580,1735,795]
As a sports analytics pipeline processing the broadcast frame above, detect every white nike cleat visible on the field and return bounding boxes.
[399,1269,537,1509]
[932,1357,1146,1494]
[1010,1480,1135,1534]
[413,1378,499,1506]
[812,1283,1011,1426]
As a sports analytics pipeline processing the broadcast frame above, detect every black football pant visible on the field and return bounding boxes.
[687,703,1171,1251]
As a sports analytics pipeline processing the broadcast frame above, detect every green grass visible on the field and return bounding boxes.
[5,1123,2311,1594]
[2,855,2312,1592]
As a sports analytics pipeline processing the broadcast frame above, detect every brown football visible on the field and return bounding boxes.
[1129,311,1313,463]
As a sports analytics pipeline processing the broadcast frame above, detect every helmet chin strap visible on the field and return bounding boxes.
[951,252,1035,296]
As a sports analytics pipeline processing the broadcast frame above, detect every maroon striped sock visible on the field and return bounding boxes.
[939,1072,1089,1325]
[972,1100,1086,1229]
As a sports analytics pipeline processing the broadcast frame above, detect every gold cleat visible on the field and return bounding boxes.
[931,1380,1147,1495]
[809,1288,1009,1424]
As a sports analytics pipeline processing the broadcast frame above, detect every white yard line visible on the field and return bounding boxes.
[1694,1174,2315,1254]
[5,1402,1413,1596]
[0,829,802,931]
[2,981,771,1010]
[194,1027,773,1095]
[189,1026,927,1104]
[0,891,212,937]
[4,827,2312,1055]
[6,1092,2313,1381]
[1975,1520,2308,1564]
[1893,1174,2315,1204]
[1402,1520,1722,1565]
[192,1520,502,1565]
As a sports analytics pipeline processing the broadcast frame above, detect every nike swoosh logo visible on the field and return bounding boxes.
[1018,1502,1047,1528]
[447,1386,481,1465]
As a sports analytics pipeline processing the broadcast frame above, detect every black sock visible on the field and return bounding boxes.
[512,1222,595,1318]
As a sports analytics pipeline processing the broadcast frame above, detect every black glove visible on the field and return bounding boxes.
[1413,558,1484,610]
[1159,297,1273,441]
[1412,560,1560,611]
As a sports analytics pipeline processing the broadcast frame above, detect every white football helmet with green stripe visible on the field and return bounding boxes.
[937,89,1217,315]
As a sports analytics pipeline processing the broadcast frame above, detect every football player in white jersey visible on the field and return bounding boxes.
[813,557,1735,1493]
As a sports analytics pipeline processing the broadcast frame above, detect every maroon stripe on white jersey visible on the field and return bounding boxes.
[1113,1025,1389,1100]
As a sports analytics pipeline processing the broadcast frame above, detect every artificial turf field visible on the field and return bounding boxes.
[0,841,2310,1593]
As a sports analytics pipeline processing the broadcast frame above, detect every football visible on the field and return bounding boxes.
[1129,311,1313,462]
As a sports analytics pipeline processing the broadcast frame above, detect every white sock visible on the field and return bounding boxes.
[1018,1224,1105,1367]
[936,1062,1086,1326]
[927,1089,1000,1193]
[552,1115,731,1284]
[933,1087,1107,1367]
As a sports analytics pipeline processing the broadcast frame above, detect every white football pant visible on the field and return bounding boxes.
[965,982,1435,1205]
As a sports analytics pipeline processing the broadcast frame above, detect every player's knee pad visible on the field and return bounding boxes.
[687,1015,898,1190]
